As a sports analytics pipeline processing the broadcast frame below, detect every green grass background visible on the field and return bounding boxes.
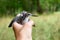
[0,12,60,40]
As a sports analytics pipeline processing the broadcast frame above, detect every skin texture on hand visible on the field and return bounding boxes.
[12,20,34,40]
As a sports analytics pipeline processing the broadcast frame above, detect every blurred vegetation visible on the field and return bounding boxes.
[0,0,60,40]
[0,12,60,40]
[0,0,60,16]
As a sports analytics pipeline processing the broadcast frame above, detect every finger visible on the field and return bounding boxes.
[29,20,35,27]
[12,22,23,29]
[29,20,34,25]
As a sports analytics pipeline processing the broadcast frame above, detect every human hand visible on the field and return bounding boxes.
[12,20,34,40]
[12,20,34,31]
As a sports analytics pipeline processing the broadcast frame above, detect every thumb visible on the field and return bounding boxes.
[28,20,34,25]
